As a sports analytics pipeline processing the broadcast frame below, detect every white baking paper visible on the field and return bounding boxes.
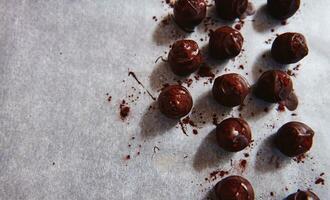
[0,0,329,199]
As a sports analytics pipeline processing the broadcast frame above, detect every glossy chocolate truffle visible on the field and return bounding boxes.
[216,118,252,152]
[168,40,203,76]
[209,26,244,59]
[275,122,314,157]
[271,32,308,64]
[215,176,254,200]
[254,70,293,103]
[286,190,320,200]
[215,0,248,20]
[212,73,250,107]
[174,0,207,32]
[158,85,193,119]
[267,0,300,20]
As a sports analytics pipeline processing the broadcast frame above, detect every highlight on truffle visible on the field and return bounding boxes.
[212,73,250,107]
[267,0,300,20]
[275,121,314,157]
[271,32,308,64]
[209,26,244,59]
[174,0,207,32]
[286,190,320,200]
[168,39,203,76]
[215,175,255,200]
[215,0,248,20]
[158,85,193,119]
[216,118,252,152]
[254,70,293,103]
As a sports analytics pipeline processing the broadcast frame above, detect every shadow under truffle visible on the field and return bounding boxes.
[252,5,281,33]
[254,134,291,173]
[149,60,184,91]
[193,129,234,171]
[189,91,232,128]
[251,50,288,82]
[152,14,190,46]
[139,101,178,139]
[199,44,230,70]
[202,186,217,200]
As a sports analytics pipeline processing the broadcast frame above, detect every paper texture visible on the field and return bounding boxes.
[0,0,329,199]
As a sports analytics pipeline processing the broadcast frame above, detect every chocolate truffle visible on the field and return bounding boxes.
[212,73,250,107]
[174,0,207,32]
[254,70,293,103]
[267,0,300,20]
[271,32,308,64]
[215,0,248,20]
[168,40,203,76]
[209,26,244,59]
[216,118,252,152]
[158,85,193,119]
[215,176,254,200]
[275,122,314,157]
[286,190,320,200]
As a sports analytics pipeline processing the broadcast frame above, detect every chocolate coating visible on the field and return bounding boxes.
[215,0,248,20]
[275,122,314,157]
[271,32,308,64]
[158,85,193,119]
[174,0,207,32]
[286,190,320,200]
[254,70,293,103]
[212,73,250,107]
[209,26,244,59]
[267,0,300,20]
[215,176,254,200]
[216,118,252,152]
[168,40,203,76]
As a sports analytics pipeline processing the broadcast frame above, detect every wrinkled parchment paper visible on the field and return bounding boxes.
[0,0,329,199]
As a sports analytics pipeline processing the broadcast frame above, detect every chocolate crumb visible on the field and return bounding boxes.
[179,121,188,136]
[119,100,130,120]
[197,65,215,78]
[239,159,247,171]
[153,146,160,153]
[315,178,325,185]
[277,103,285,112]
[128,71,156,100]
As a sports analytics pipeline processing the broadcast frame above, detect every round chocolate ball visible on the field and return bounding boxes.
[215,0,248,20]
[271,32,308,64]
[254,70,293,103]
[286,190,320,200]
[209,26,244,59]
[215,176,255,200]
[216,118,252,152]
[267,0,300,20]
[275,122,314,157]
[168,40,203,76]
[212,73,250,107]
[158,85,193,119]
[174,0,207,32]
